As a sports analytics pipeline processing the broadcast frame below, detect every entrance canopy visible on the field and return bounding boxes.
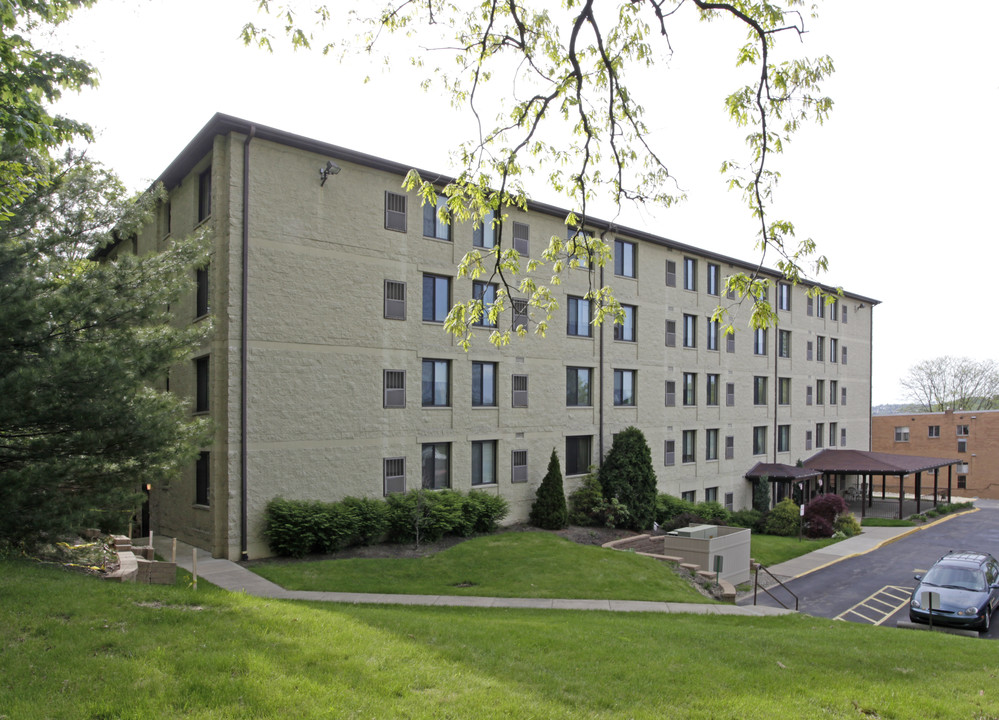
[745,463,822,482]
[802,449,959,475]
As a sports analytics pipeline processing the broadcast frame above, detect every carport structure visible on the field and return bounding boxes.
[745,463,822,509]
[802,449,960,519]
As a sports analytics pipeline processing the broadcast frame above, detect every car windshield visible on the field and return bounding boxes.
[923,565,987,592]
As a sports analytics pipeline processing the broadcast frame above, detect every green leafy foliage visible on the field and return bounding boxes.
[567,471,629,528]
[0,151,211,547]
[763,498,801,537]
[729,509,764,531]
[655,494,696,525]
[384,489,508,545]
[245,1,838,347]
[598,427,657,530]
[803,493,848,538]
[833,514,862,537]
[529,449,568,530]
[753,476,772,512]
[339,496,389,546]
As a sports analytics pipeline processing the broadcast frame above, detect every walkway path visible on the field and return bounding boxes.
[150,519,951,617]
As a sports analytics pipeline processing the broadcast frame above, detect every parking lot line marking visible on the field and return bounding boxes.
[835,585,914,626]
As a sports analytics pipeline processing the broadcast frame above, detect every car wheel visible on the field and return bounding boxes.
[982,609,992,633]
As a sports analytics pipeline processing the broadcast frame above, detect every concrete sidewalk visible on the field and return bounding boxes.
[151,534,792,617]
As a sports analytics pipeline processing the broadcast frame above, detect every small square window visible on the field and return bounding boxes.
[511,450,528,483]
[384,457,406,495]
[384,191,407,232]
[957,425,969,437]
[383,370,406,408]
[511,374,529,408]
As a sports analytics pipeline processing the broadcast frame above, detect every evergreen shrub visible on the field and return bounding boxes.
[598,427,657,530]
[529,450,568,529]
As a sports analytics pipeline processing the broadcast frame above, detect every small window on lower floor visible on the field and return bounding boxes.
[195,451,210,506]
[664,439,676,467]
[958,475,967,489]
[511,450,528,483]
[705,486,718,503]
[566,435,592,475]
[512,374,529,407]
[421,442,450,489]
[724,492,734,512]
[384,457,406,495]
[681,490,696,503]
[472,440,498,486]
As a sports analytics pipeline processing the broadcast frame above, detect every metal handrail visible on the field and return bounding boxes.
[753,562,799,611]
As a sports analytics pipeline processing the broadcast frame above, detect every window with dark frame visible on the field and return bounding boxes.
[816,422,825,448]
[195,451,210,506]
[707,263,720,296]
[471,440,498,485]
[683,372,696,407]
[778,377,791,405]
[422,359,450,407]
[778,282,791,311]
[683,314,696,348]
[567,296,592,337]
[928,425,941,438]
[806,340,813,361]
[753,426,766,455]
[830,337,839,363]
[472,281,497,327]
[566,367,592,406]
[726,332,735,353]
[511,374,528,408]
[706,374,719,406]
[816,379,825,405]
[472,361,497,407]
[841,427,847,447]
[565,435,591,475]
[197,167,211,223]
[778,329,791,358]
[511,450,528,483]
[423,196,451,240]
[682,490,696,502]
[682,430,696,463]
[664,439,676,466]
[472,210,494,247]
[706,429,719,461]
[806,430,813,451]
[613,369,636,406]
[421,442,451,489]
[830,380,838,405]
[829,422,837,448]
[683,257,697,291]
[614,239,636,278]
[422,274,451,323]
[707,318,719,351]
[816,336,825,362]
[753,327,767,355]
[806,385,813,406]
[195,356,209,413]
[664,380,676,407]
[753,376,767,406]
[614,305,637,342]
[778,424,790,453]
[196,265,210,318]
[725,435,734,460]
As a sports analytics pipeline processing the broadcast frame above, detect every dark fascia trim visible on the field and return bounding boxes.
[136,112,882,306]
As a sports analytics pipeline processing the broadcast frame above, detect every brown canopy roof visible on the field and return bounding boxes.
[745,463,823,481]
[803,449,959,475]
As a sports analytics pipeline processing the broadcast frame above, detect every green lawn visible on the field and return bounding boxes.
[250,532,707,602]
[3,559,999,719]
[750,533,843,567]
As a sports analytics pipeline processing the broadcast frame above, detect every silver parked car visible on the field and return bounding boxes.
[909,551,999,632]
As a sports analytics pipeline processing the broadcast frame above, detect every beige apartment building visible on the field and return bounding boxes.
[116,114,878,559]
[872,409,999,499]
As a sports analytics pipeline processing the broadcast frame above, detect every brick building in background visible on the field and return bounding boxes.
[872,409,999,499]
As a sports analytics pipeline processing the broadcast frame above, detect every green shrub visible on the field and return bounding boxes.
[529,449,569,530]
[693,501,731,525]
[834,514,862,537]
[763,498,801,537]
[598,427,657,530]
[729,508,763,530]
[655,494,696,524]
[568,471,605,526]
[464,491,510,534]
[311,502,361,554]
[339,496,389,546]
[753,477,771,512]
[264,498,322,558]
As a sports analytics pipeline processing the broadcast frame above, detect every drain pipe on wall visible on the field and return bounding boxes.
[240,125,256,562]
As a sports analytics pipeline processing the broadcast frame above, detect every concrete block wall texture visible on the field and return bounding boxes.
[123,115,877,559]
[872,409,999,499]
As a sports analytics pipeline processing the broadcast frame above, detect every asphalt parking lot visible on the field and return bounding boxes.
[749,501,999,638]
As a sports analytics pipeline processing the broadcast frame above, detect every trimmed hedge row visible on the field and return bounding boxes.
[265,490,509,557]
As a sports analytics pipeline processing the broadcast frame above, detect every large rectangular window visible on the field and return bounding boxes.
[778,377,791,405]
[816,379,825,405]
[472,281,497,327]
[816,336,825,361]
[472,210,495,248]
[195,451,210,506]
[705,429,719,461]
[753,426,767,456]
[565,436,591,475]
[196,265,210,318]
[778,329,791,358]
[614,239,636,278]
[754,328,767,355]
[682,430,696,464]
[683,314,696,348]
[682,372,697,406]
[566,367,592,406]
[614,369,636,406]
[778,282,791,311]
[423,196,451,240]
[471,440,497,486]
[194,356,210,413]
[197,167,212,223]
[421,442,451,489]
[753,376,767,406]
[422,360,450,407]
[706,374,719,406]
[422,274,451,323]
[614,305,636,342]
[683,257,697,291]
[472,361,497,407]
[777,425,790,453]
[707,263,720,296]
[707,318,719,351]
[567,296,592,337]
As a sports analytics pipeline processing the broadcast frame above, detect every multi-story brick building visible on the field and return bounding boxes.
[872,409,999,499]
[112,114,878,559]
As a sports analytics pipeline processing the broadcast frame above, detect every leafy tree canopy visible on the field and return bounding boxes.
[244,0,838,347]
[0,150,211,545]
[0,0,97,219]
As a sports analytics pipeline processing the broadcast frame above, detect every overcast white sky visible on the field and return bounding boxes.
[48,0,999,405]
